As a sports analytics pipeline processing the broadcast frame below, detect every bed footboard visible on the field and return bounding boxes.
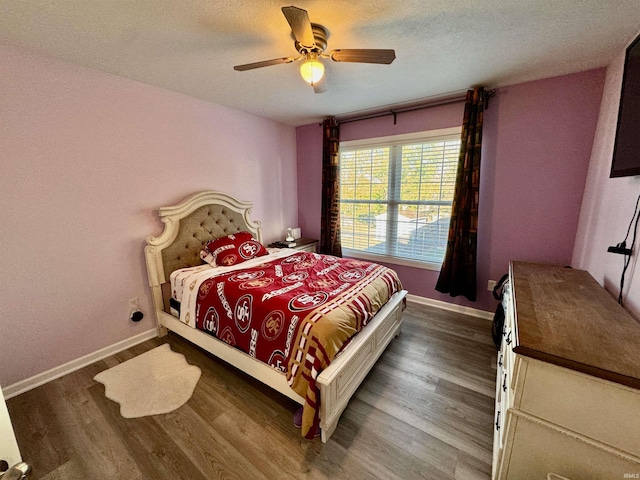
[317,289,406,442]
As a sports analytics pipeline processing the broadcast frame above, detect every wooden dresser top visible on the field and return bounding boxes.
[510,261,640,389]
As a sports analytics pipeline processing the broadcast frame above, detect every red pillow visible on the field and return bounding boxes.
[200,232,268,267]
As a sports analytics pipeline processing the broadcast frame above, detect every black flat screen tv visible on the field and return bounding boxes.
[611,32,640,177]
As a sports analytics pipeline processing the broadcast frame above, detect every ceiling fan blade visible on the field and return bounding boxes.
[313,75,328,94]
[234,57,295,71]
[329,49,396,64]
[281,6,316,48]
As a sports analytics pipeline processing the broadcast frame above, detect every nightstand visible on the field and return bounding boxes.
[268,238,318,253]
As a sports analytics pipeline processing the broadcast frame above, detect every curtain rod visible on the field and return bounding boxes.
[333,89,496,125]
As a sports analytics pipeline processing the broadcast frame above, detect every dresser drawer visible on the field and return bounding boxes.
[518,358,640,456]
[502,413,640,479]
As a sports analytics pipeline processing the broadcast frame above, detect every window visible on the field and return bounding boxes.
[339,127,461,269]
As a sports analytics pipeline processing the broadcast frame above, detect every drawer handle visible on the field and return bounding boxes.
[498,354,503,367]
[506,331,512,345]
[495,410,501,430]
[1,462,32,480]
[502,374,507,392]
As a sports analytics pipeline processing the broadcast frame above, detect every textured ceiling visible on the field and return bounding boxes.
[2,1,640,126]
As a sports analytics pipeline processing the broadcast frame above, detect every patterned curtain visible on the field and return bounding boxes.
[320,117,342,257]
[435,87,486,301]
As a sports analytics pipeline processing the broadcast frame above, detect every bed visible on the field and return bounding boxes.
[144,190,407,442]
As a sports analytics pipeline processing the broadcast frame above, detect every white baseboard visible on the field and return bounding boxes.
[406,294,494,321]
[4,329,157,400]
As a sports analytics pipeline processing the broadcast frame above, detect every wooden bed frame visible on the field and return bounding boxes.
[144,191,407,442]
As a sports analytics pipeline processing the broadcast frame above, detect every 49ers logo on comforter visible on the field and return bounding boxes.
[234,294,252,332]
[288,291,329,311]
[202,307,219,334]
[339,268,366,282]
[261,310,285,340]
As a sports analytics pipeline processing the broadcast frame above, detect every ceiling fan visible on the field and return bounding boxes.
[233,6,396,93]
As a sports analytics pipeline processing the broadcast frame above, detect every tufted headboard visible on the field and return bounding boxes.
[145,191,263,286]
[161,204,250,280]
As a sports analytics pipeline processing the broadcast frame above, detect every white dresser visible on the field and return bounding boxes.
[0,386,22,474]
[492,262,640,479]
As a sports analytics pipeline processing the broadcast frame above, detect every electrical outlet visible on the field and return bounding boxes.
[487,280,497,291]
[128,297,139,311]
[128,296,144,322]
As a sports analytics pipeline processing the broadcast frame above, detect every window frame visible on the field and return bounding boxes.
[339,126,461,271]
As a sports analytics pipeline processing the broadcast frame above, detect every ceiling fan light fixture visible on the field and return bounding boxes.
[233,6,396,94]
[300,52,324,84]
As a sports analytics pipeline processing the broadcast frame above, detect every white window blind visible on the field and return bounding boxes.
[339,128,461,269]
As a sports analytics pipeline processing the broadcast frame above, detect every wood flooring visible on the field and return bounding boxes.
[7,301,497,479]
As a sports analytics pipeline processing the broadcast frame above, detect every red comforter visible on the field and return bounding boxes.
[193,251,402,438]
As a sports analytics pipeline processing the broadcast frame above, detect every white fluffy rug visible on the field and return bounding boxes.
[94,343,201,418]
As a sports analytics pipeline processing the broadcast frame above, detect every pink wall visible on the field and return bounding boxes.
[486,71,605,288]
[0,45,297,386]
[573,31,640,318]
[297,70,606,311]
